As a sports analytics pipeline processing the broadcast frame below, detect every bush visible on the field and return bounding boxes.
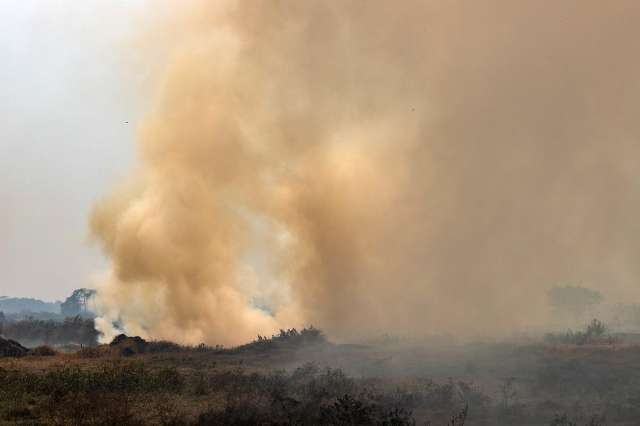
[77,346,103,358]
[233,326,327,353]
[545,319,613,345]
[31,345,57,356]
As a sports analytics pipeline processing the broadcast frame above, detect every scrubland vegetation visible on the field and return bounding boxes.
[0,290,637,425]
[544,319,611,345]
[3,286,640,424]
[2,321,640,425]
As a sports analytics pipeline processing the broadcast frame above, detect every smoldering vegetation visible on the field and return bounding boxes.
[2,315,640,425]
[3,287,640,424]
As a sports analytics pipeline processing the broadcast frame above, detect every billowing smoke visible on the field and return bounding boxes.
[91,0,640,345]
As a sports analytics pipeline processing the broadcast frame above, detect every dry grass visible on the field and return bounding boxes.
[2,336,640,425]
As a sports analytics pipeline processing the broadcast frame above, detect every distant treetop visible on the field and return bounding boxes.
[548,285,603,315]
[60,289,97,317]
[0,297,60,314]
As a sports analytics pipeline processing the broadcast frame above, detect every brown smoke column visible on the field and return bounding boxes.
[91,0,640,345]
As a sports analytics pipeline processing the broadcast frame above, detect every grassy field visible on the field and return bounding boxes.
[2,328,640,425]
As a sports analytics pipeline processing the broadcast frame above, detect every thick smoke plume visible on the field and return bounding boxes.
[91,0,640,345]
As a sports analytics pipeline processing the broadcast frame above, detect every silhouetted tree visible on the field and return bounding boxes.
[548,286,603,318]
[60,289,96,317]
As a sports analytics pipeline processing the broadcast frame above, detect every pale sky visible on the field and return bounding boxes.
[0,1,147,300]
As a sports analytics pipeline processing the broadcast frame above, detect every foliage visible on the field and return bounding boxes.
[0,361,183,424]
[545,319,612,345]
[0,337,29,357]
[0,358,488,425]
[1,316,99,347]
[195,365,421,425]
[548,286,603,317]
[0,296,60,314]
[1,327,637,425]
[60,288,96,317]
[233,326,327,353]
[109,334,225,355]
[146,340,224,353]
[30,345,57,356]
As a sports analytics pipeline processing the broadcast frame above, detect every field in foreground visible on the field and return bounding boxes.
[1,329,640,425]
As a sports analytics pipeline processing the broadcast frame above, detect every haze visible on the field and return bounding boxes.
[91,0,640,345]
[1,1,144,300]
[2,1,640,345]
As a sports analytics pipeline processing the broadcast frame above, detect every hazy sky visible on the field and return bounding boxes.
[1,1,146,300]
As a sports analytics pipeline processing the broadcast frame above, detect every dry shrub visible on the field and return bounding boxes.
[31,345,57,356]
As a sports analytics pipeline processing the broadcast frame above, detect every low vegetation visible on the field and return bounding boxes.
[233,327,327,353]
[0,356,489,425]
[4,323,639,425]
[544,319,614,345]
